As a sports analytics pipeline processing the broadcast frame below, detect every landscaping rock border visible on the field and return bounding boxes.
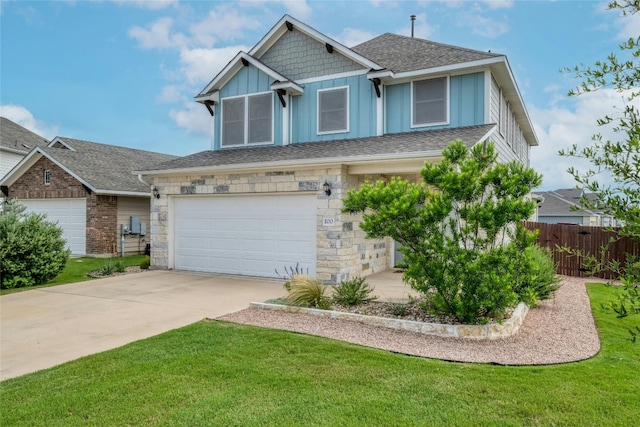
[219,276,601,365]
[250,301,529,339]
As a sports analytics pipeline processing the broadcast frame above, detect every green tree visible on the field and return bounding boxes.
[559,0,639,340]
[0,200,70,289]
[343,140,543,323]
[560,0,639,243]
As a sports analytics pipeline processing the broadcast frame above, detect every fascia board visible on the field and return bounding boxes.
[93,190,151,197]
[0,149,44,187]
[1,147,99,193]
[194,92,219,103]
[388,56,506,83]
[367,70,395,81]
[490,59,540,147]
[0,146,29,155]
[271,80,304,95]
[48,137,76,151]
[134,150,447,177]
[198,52,293,97]
[249,14,382,70]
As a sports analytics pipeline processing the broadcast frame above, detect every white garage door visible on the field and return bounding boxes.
[21,198,87,256]
[174,194,317,278]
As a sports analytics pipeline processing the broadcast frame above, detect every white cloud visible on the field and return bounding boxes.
[0,104,58,140]
[169,102,212,139]
[480,0,513,10]
[463,13,509,38]
[616,7,640,39]
[156,85,184,104]
[401,13,435,39]
[129,17,187,49]
[179,45,249,86]
[529,88,639,191]
[333,28,377,48]
[188,7,262,47]
[274,0,312,19]
[114,0,179,10]
[241,0,312,19]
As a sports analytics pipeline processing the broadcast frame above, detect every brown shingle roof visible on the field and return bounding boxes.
[138,124,496,173]
[351,33,502,73]
[0,117,49,154]
[40,137,178,193]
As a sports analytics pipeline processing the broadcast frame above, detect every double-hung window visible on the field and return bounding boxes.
[412,76,448,127]
[44,170,51,185]
[222,92,273,147]
[318,86,349,134]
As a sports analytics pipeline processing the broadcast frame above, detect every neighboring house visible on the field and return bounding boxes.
[135,15,539,283]
[1,117,49,180]
[1,137,177,256]
[536,188,616,227]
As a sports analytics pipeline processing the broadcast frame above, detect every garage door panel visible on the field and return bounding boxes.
[21,198,86,256]
[174,194,316,278]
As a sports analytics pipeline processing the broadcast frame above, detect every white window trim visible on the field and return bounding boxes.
[410,75,450,128]
[317,85,350,135]
[44,169,51,185]
[221,91,274,148]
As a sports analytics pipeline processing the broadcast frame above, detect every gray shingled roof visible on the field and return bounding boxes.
[1,117,49,154]
[39,137,177,194]
[537,189,598,216]
[138,124,495,173]
[351,33,502,74]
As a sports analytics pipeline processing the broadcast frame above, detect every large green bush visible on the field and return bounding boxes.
[0,200,70,289]
[343,140,542,323]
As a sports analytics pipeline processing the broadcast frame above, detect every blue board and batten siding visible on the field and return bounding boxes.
[212,66,283,150]
[291,74,376,143]
[213,67,486,149]
[385,72,485,134]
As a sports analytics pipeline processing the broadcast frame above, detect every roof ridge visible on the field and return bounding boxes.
[54,136,177,158]
[353,32,502,58]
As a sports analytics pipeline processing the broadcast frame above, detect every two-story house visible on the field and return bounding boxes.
[135,15,539,283]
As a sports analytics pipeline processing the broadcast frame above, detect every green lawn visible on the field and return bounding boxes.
[1,284,638,426]
[0,255,147,295]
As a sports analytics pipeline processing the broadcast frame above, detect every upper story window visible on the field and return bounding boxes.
[222,92,273,147]
[318,86,349,134]
[44,170,51,185]
[412,76,448,127]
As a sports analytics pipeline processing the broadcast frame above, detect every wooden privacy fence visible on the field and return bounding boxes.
[522,221,640,279]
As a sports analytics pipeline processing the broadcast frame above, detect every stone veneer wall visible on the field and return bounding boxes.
[7,156,117,256]
[150,166,390,283]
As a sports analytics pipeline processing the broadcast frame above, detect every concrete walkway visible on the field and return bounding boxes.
[0,271,285,381]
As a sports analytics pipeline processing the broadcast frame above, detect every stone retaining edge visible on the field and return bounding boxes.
[249,302,529,340]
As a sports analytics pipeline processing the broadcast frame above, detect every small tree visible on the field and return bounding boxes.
[343,140,543,323]
[0,200,70,289]
[559,0,639,339]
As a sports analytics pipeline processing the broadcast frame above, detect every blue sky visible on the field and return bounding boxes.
[1,0,638,190]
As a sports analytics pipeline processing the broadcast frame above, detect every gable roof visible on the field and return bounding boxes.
[195,52,304,100]
[134,124,496,175]
[537,189,599,217]
[193,15,538,149]
[0,117,49,155]
[352,33,502,74]
[1,137,177,196]
[249,15,381,70]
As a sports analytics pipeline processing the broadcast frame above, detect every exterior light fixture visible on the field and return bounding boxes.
[323,181,331,196]
[152,187,160,199]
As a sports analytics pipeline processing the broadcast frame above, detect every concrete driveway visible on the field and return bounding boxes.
[0,271,285,381]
